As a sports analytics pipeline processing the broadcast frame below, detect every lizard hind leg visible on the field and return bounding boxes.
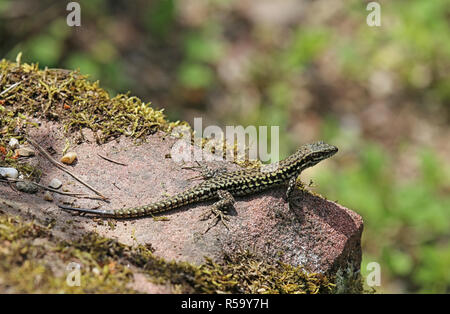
[200,189,235,233]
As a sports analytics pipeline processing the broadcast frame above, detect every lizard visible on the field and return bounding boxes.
[57,141,338,222]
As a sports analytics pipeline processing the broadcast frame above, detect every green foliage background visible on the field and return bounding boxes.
[0,0,449,293]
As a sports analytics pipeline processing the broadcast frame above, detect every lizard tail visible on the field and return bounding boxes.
[57,187,211,218]
[58,204,114,217]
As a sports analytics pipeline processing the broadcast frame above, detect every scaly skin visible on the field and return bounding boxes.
[58,141,338,218]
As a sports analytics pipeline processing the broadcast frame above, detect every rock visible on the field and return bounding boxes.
[48,178,62,189]
[15,181,38,193]
[43,191,53,201]
[16,147,35,157]
[61,152,77,164]
[45,134,363,276]
[8,138,19,149]
[0,122,364,289]
[0,167,19,179]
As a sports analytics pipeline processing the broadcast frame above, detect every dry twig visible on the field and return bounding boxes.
[0,178,105,200]
[26,137,108,200]
[97,153,127,166]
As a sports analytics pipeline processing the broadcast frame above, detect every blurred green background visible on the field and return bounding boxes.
[1,0,449,293]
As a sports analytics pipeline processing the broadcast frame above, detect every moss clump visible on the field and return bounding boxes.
[125,245,336,294]
[0,57,185,146]
[194,254,336,294]
[0,213,135,293]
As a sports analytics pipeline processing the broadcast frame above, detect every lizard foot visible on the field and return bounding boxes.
[200,207,230,233]
[200,190,235,233]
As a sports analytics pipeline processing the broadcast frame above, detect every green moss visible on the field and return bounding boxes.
[0,57,185,146]
[195,254,336,294]
[130,246,337,294]
[0,213,134,293]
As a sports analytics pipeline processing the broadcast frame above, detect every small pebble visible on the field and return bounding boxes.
[48,178,62,189]
[16,181,39,194]
[17,147,35,157]
[8,138,19,149]
[0,167,19,179]
[61,152,77,165]
[43,191,53,201]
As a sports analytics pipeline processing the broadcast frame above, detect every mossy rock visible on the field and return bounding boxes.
[0,57,363,293]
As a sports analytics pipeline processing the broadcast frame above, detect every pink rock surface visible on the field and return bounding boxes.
[0,122,363,276]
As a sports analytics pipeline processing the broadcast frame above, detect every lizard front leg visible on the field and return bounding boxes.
[201,190,235,232]
[286,175,305,208]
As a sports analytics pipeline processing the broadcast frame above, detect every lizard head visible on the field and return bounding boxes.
[306,141,338,157]
[296,141,338,170]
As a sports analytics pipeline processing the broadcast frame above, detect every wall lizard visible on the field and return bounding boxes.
[58,141,338,220]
